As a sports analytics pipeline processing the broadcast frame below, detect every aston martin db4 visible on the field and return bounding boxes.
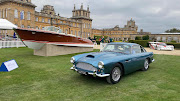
[70,42,154,84]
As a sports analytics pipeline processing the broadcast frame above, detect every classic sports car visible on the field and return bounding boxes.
[149,42,174,51]
[70,42,154,84]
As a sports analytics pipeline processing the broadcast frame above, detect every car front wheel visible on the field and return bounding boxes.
[141,59,149,71]
[106,64,122,84]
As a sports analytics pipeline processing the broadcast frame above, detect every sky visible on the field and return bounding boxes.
[32,0,180,34]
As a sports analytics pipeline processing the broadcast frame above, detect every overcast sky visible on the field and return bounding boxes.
[32,0,180,34]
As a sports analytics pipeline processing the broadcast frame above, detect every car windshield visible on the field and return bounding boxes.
[102,44,131,54]
[159,43,166,46]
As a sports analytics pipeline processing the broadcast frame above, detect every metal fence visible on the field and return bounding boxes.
[0,40,26,49]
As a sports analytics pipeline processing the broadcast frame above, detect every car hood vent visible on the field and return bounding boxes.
[86,55,95,58]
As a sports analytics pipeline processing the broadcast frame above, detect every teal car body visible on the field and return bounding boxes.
[70,42,154,84]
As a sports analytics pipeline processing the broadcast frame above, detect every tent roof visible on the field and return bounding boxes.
[0,19,17,30]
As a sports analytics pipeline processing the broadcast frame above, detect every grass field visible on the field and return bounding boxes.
[0,47,180,101]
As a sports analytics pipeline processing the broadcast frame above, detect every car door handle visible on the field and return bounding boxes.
[125,60,131,63]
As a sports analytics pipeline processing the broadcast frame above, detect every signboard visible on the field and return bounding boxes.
[0,59,18,72]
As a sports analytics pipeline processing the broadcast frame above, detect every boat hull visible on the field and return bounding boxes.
[14,28,94,49]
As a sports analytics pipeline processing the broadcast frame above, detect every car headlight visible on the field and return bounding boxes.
[98,61,104,69]
[70,57,75,64]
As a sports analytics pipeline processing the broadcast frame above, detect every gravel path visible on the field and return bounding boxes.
[145,48,180,56]
[94,45,180,56]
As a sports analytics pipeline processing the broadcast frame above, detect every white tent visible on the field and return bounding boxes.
[0,19,17,30]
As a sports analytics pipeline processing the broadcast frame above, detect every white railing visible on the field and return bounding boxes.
[0,40,26,49]
[100,43,107,51]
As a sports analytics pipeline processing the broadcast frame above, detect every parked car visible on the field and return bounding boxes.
[149,42,160,49]
[149,42,174,51]
[70,42,154,84]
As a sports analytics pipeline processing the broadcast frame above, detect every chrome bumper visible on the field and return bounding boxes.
[70,67,110,77]
[152,59,155,62]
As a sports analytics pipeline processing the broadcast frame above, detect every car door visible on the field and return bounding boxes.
[131,45,144,70]
[123,45,143,74]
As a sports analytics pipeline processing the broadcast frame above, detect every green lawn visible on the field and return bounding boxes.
[0,47,180,101]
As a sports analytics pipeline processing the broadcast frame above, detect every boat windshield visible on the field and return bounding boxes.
[102,44,131,54]
[44,26,62,33]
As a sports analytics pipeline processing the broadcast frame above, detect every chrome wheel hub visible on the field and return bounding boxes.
[112,67,121,81]
[144,60,149,69]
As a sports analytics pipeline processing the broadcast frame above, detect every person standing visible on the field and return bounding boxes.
[101,36,105,43]
[109,37,113,42]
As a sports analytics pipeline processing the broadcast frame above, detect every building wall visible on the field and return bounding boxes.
[0,1,92,38]
[130,34,180,43]
[0,0,36,36]
[92,21,138,41]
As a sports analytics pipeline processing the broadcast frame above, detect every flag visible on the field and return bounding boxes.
[13,32,17,38]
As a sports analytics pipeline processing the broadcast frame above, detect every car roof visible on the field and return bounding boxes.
[108,42,139,46]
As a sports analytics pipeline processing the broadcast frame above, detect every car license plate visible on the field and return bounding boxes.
[78,70,86,75]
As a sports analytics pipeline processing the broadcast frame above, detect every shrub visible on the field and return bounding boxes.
[142,35,149,40]
[166,43,180,49]
[129,40,150,47]
[96,41,100,45]
[171,40,177,43]
[135,36,141,40]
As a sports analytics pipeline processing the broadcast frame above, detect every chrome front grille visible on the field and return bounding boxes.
[76,62,97,71]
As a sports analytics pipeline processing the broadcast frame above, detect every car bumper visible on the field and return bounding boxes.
[159,47,174,50]
[70,67,110,77]
[152,59,155,62]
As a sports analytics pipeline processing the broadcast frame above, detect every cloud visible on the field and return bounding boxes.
[32,0,180,33]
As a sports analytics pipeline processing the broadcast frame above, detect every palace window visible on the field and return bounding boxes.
[35,17,38,21]
[75,31,77,36]
[5,9,7,18]
[65,29,68,34]
[78,31,80,37]
[20,11,24,19]
[14,9,18,18]
[53,20,56,24]
[42,27,45,30]
[0,10,1,18]
[48,19,50,23]
[75,23,77,27]
[88,32,90,37]
[42,18,45,22]
[71,30,73,34]
[27,12,30,20]
[2,9,4,18]
[21,25,24,28]
[36,26,39,29]
[60,21,63,23]
[27,26,30,28]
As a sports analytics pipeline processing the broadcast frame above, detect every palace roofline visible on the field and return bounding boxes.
[35,11,82,23]
[0,0,36,7]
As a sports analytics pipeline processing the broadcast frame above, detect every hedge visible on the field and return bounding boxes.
[129,40,150,47]
[166,43,180,49]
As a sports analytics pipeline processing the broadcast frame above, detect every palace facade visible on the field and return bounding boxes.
[0,0,92,38]
[1,0,179,43]
[92,18,141,41]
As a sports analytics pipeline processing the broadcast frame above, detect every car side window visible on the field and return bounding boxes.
[132,45,141,54]
[140,46,146,53]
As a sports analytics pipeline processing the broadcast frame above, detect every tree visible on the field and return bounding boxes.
[135,36,141,40]
[165,28,180,33]
[142,35,149,40]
